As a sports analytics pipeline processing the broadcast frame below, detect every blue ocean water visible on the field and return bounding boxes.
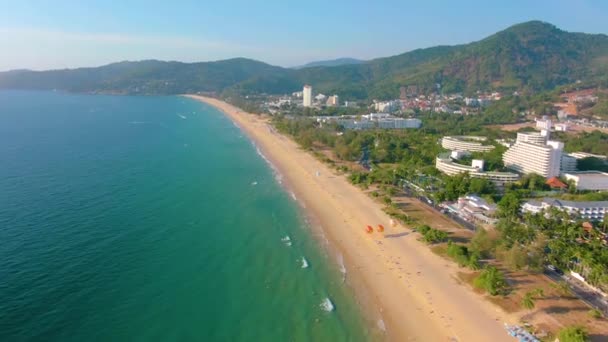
[0,91,370,341]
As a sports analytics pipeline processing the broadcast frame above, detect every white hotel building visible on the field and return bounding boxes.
[435,154,520,187]
[503,132,564,178]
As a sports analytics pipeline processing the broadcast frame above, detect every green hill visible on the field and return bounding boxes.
[1,21,607,98]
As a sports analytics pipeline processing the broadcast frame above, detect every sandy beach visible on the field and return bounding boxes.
[186,95,516,341]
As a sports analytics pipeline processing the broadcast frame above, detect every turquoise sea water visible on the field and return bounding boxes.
[0,91,370,341]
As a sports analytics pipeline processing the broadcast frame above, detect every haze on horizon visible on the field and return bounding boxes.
[1,0,608,72]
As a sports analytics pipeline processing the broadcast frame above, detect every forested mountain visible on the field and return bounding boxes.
[1,21,607,99]
[293,58,365,69]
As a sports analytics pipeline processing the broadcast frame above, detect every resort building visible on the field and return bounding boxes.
[303,85,312,107]
[515,131,548,145]
[568,152,607,160]
[561,154,579,173]
[441,136,495,152]
[435,153,520,187]
[521,198,608,221]
[503,140,564,178]
[564,171,608,191]
[377,118,422,129]
[316,115,421,130]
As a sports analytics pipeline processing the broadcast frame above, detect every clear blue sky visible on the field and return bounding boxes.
[1,0,607,71]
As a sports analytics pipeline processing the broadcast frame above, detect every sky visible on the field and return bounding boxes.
[1,0,608,71]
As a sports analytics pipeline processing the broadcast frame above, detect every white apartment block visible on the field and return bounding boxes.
[435,154,520,187]
[503,140,564,178]
[564,171,608,191]
[441,136,495,152]
[522,198,608,221]
[303,85,312,107]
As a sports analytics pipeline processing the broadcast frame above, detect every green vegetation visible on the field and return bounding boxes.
[556,131,608,156]
[435,173,496,202]
[521,288,545,310]
[474,266,508,296]
[577,157,608,172]
[446,241,480,269]
[416,225,449,244]
[588,308,603,319]
[557,326,588,342]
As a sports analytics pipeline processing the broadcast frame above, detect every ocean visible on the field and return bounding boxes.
[0,90,371,341]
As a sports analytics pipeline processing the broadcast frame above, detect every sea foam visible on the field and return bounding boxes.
[320,298,335,312]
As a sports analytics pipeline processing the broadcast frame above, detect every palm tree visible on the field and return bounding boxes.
[521,292,535,310]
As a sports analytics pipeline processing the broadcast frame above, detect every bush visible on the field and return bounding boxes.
[588,308,603,319]
[415,225,448,244]
[446,241,481,270]
[557,326,587,342]
[474,266,508,296]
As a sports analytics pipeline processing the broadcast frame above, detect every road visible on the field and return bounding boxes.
[544,269,608,315]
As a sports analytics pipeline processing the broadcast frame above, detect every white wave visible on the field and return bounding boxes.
[377,318,386,332]
[281,235,291,242]
[337,257,347,283]
[290,192,297,201]
[253,144,283,185]
[251,181,258,186]
[177,114,187,120]
[320,298,335,312]
[337,253,347,280]
[301,257,309,268]
[285,242,292,247]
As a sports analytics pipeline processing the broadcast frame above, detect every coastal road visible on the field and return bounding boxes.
[543,269,608,315]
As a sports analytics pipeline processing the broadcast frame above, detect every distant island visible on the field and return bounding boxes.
[1,21,608,99]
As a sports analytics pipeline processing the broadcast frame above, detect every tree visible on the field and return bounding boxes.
[521,292,535,310]
[557,326,588,342]
[551,281,572,298]
[474,266,508,296]
[497,192,521,218]
[470,228,497,258]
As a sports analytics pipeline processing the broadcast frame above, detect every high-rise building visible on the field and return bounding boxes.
[503,140,564,178]
[326,95,339,106]
[303,85,312,107]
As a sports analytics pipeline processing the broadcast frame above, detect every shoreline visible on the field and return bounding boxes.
[186,95,516,341]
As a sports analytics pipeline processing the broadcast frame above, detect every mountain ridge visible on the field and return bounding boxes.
[1,21,607,99]
[293,58,365,69]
